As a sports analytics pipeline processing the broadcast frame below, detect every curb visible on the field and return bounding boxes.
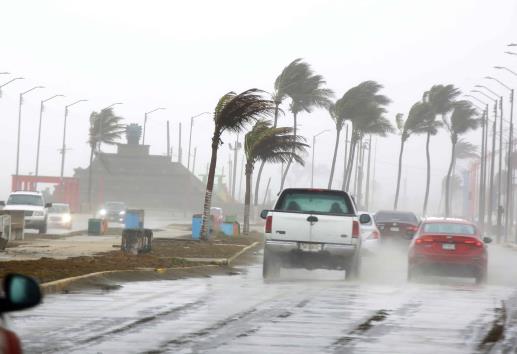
[40,265,217,295]
[40,242,261,295]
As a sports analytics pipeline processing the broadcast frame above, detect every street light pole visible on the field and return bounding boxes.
[188,112,210,171]
[311,129,330,188]
[487,73,515,241]
[16,85,44,176]
[35,94,64,176]
[60,99,87,178]
[466,94,489,232]
[142,107,166,145]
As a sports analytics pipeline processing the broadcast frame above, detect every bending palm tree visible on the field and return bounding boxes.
[336,81,392,192]
[443,101,480,216]
[200,89,275,240]
[393,103,433,210]
[254,58,309,205]
[279,68,333,191]
[87,108,125,211]
[244,120,308,233]
[423,84,461,216]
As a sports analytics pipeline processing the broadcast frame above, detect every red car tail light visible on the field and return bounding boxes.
[368,230,380,239]
[352,221,360,238]
[265,215,272,233]
[464,239,483,247]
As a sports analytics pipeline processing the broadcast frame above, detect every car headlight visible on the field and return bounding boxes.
[33,211,45,217]
[119,210,126,216]
[99,209,107,216]
[62,214,72,223]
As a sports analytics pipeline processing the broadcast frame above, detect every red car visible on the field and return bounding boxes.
[408,218,492,284]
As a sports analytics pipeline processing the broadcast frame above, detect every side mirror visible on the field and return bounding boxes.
[45,203,52,208]
[359,214,371,224]
[260,210,269,220]
[0,274,42,313]
[483,237,492,244]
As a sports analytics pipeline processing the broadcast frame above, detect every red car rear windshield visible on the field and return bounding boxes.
[275,190,354,216]
[423,223,476,235]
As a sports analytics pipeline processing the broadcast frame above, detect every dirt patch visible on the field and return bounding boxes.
[0,232,264,284]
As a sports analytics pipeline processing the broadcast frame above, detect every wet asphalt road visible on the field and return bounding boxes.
[10,244,517,354]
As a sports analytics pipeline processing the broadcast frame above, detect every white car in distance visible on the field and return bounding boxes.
[358,211,381,254]
[0,191,52,234]
[48,203,72,229]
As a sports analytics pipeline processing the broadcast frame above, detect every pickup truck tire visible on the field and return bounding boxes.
[345,253,361,280]
[38,221,48,235]
[263,247,280,279]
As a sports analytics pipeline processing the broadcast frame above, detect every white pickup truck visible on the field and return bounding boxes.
[260,188,363,280]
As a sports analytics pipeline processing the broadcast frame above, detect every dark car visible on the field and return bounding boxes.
[374,210,419,242]
[98,201,127,222]
[408,218,491,284]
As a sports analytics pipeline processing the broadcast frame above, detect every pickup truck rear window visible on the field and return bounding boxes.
[275,190,353,215]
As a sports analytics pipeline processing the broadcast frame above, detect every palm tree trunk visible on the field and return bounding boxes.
[445,140,456,217]
[87,146,94,212]
[243,162,253,235]
[394,138,406,210]
[328,127,341,189]
[280,111,297,190]
[254,102,280,205]
[341,125,349,191]
[201,133,220,240]
[345,137,357,191]
[423,132,432,216]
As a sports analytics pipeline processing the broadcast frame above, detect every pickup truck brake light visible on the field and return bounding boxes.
[352,220,360,238]
[265,215,272,233]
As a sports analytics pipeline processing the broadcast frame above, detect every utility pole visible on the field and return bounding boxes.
[166,120,171,160]
[497,97,504,242]
[192,147,197,176]
[488,102,497,231]
[228,157,233,195]
[178,122,183,164]
[238,155,244,202]
[365,135,372,210]
[35,94,64,176]
[228,139,242,198]
[262,177,271,206]
[17,86,44,175]
[505,89,514,241]
[61,99,87,178]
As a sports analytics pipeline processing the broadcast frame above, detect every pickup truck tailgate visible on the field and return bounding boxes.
[270,212,310,242]
[311,214,354,245]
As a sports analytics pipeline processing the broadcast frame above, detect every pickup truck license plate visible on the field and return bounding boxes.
[299,243,321,252]
[442,243,455,251]
[390,227,399,231]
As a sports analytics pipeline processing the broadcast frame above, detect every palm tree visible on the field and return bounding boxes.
[443,101,480,216]
[393,103,433,210]
[279,67,333,191]
[87,108,125,211]
[336,81,392,193]
[200,89,275,240]
[254,58,309,206]
[243,120,308,233]
[421,85,460,216]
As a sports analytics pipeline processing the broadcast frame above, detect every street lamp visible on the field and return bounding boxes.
[505,51,517,56]
[15,86,44,176]
[0,77,23,98]
[60,99,87,178]
[35,94,64,176]
[143,107,166,145]
[311,129,330,188]
[188,111,211,171]
[486,74,515,241]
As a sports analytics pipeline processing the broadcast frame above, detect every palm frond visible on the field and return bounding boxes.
[428,84,461,115]
[454,139,479,160]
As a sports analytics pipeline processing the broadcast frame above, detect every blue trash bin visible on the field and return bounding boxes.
[192,214,202,240]
[125,209,144,229]
[220,223,234,237]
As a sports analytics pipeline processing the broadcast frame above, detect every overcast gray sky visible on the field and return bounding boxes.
[0,0,515,213]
